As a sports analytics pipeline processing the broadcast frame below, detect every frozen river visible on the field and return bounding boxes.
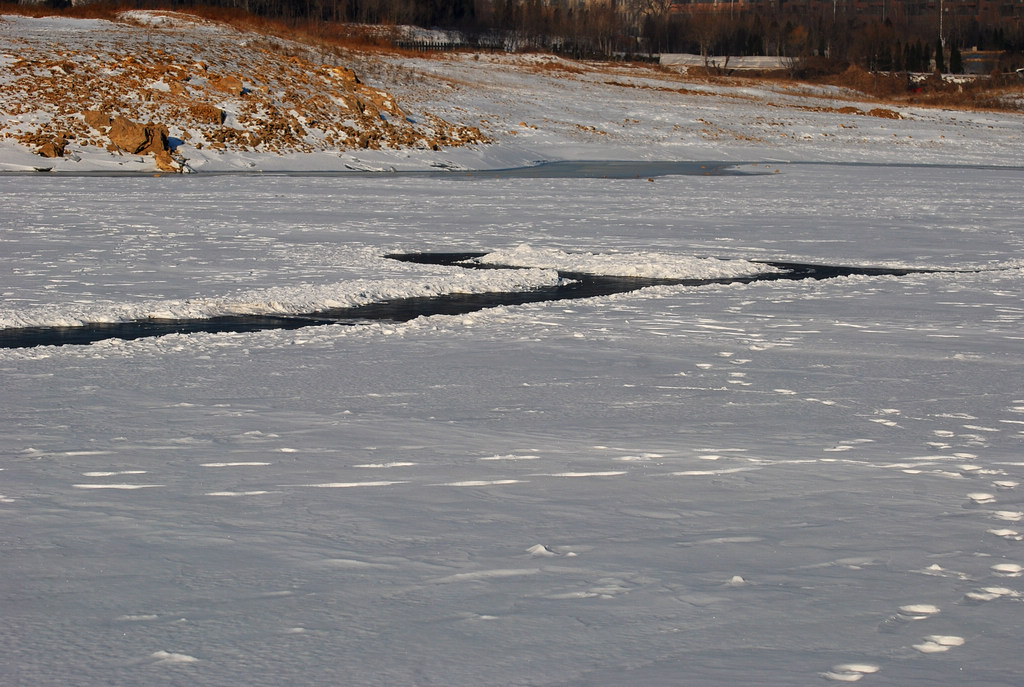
[3,161,1024,686]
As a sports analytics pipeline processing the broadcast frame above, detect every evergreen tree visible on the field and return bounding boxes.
[949,44,963,73]
[935,38,946,73]
[908,40,922,72]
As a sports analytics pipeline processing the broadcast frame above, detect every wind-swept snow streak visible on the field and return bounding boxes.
[475,244,780,279]
[0,269,559,330]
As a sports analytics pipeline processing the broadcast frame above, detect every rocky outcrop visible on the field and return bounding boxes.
[84,110,112,131]
[36,138,67,158]
[106,116,179,171]
[153,149,177,172]
[188,103,225,125]
[18,128,70,158]
[108,116,168,155]
[1,12,492,170]
[211,75,245,96]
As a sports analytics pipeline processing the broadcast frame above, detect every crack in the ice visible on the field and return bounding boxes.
[0,254,956,349]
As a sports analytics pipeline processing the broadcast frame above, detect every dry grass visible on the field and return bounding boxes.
[791,64,1024,113]
[515,56,588,76]
[645,57,1024,113]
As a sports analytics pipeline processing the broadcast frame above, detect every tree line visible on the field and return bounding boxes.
[37,0,1024,72]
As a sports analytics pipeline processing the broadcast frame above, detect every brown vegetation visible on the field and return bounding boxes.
[814,64,1024,112]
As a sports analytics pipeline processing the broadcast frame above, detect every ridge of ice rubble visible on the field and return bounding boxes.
[476,244,781,279]
[0,268,558,329]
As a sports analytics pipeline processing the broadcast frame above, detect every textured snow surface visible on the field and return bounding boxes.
[476,244,780,278]
[3,12,1024,687]
[5,167,1024,687]
[0,264,560,328]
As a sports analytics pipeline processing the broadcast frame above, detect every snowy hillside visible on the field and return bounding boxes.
[3,10,1024,172]
[0,11,485,172]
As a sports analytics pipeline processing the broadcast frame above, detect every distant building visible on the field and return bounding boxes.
[962,48,1006,72]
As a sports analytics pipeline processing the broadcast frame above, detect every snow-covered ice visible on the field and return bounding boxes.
[3,11,1024,687]
[475,244,780,279]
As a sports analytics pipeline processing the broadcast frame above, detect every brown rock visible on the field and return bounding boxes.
[357,87,405,119]
[188,103,225,125]
[108,116,150,153]
[37,139,66,158]
[108,116,169,155]
[329,66,360,85]
[211,75,245,96]
[84,110,111,131]
[140,125,170,161]
[867,107,902,120]
[154,149,177,172]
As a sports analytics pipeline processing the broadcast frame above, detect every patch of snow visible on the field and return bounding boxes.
[476,244,779,278]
